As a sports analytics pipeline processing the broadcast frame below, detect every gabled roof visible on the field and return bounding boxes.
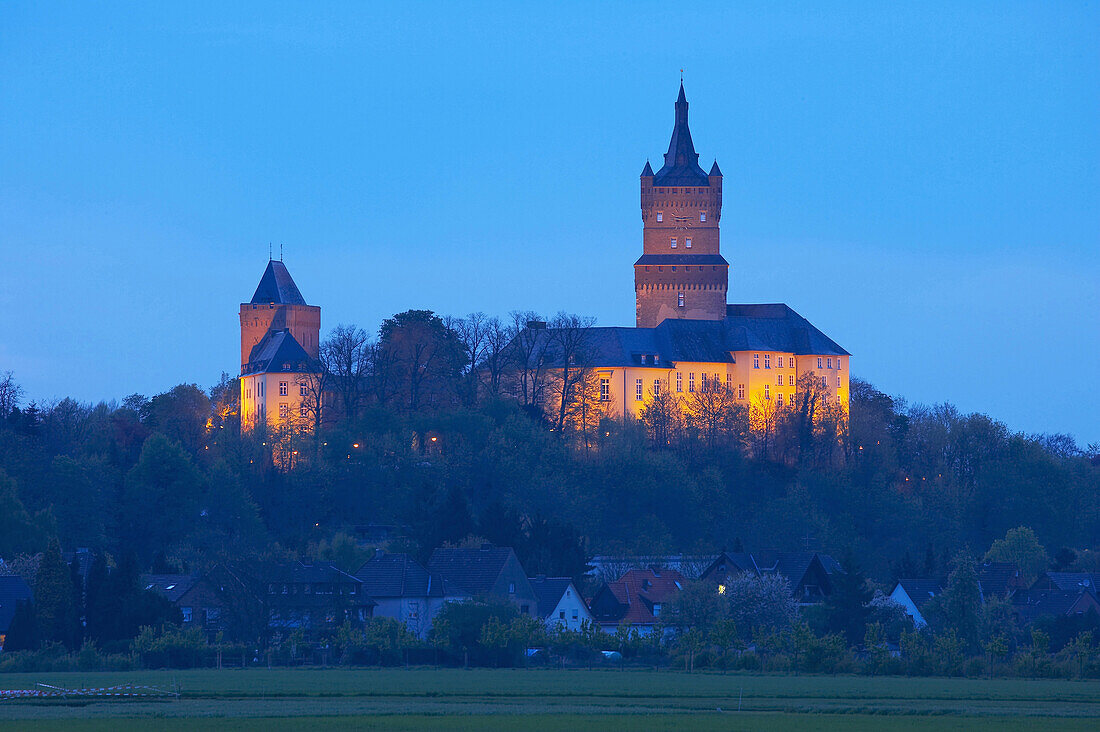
[251,260,307,305]
[520,303,847,372]
[243,329,318,376]
[591,568,685,626]
[1034,572,1100,596]
[265,561,362,586]
[1012,589,1100,626]
[653,82,710,186]
[978,562,1024,600]
[355,552,457,599]
[529,576,578,618]
[894,579,943,610]
[427,546,518,596]
[141,574,199,603]
[0,575,33,633]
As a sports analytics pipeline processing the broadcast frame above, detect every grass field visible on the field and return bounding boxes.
[1,668,1098,730]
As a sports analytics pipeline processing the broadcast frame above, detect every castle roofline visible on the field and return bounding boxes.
[653,82,709,186]
[250,260,307,306]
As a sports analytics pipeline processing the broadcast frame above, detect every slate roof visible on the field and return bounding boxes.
[265,562,361,586]
[592,568,685,626]
[641,160,654,177]
[529,576,576,618]
[709,160,722,176]
[634,254,729,266]
[251,260,307,305]
[1034,572,1100,596]
[427,546,517,596]
[523,303,847,371]
[243,329,318,376]
[653,82,711,187]
[894,579,943,609]
[141,574,199,603]
[0,575,33,634]
[1012,589,1100,626]
[978,562,1024,600]
[354,552,456,599]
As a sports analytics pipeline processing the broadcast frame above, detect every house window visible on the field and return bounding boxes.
[685,238,692,248]
[635,379,643,401]
[279,381,288,396]
[738,384,745,399]
[700,211,706,222]
[300,404,308,418]
[520,604,529,615]
[689,373,695,392]
[678,291,685,307]
[676,372,683,392]
[656,211,663,222]
[827,358,832,369]
[777,393,784,406]
[560,610,566,620]
[653,379,661,396]
[726,374,732,392]
[789,375,795,386]
[777,356,783,368]
[181,607,193,623]
[509,583,516,594]
[600,378,610,402]
[837,357,843,370]
[821,376,828,387]
[279,403,289,419]
[700,373,708,391]
[838,394,843,405]
[836,376,841,388]
[778,375,783,386]
[653,603,662,617]
[572,609,578,620]
[753,354,760,369]
[764,354,771,369]
[299,382,307,396]
[764,384,771,399]
[817,357,823,369]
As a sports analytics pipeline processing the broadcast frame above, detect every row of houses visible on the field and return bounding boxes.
[889,565,1100,628]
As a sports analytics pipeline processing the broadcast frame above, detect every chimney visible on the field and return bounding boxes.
[526,320,547,330]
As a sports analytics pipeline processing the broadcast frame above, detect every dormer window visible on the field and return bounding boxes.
[656,211,663,222]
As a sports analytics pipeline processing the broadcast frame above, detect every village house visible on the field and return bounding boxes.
[427,546,539,618]
[588,567,685,635]
[141,574,230,640]
[529,575,593,632]
[355,551,468,638]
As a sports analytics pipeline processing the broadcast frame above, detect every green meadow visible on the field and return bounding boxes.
[1,668,1098,730]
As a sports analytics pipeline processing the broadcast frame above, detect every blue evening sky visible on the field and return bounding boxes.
[1,2,1097,444]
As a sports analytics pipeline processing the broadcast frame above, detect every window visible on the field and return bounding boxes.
[509,583,516,594]
[560,610,566,620]
[653,379,661,396]
[700,373,708,391]
[837,357,843,371]
[689,373,695,392]
[299,404,308,418]
[789,375,795,386]
[653,603,662,617]
[685,237,692,249]
[181,607,193,623]
[676,372,683,392]
[827,358,833,369]
[635,379,643,401]
[656,211,663,222]
[764,354,771,369]
[299,382,307,396]
[836,376,841,387]
[279,403,288,419]
[700,211,706,222]
[817,357,823,369]
[777,356,784,368]
[777,393,784,406]
[572,609,579,620]
[764,384,771,399]
[520,604,529,615]
[778,374,783,386]
[821,376,828,387]
[600,378,610,402]
[678,291,684,307]
[726,374,732,392]
[671,237,677,248]
[279,381,288,396]
[838,394,843,405]
[753,354,760,369]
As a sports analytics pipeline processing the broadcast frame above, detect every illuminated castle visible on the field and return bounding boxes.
[238,259,320,431]
[539,83,850,419]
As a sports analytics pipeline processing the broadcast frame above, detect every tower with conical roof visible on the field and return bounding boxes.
[238,259,321,431]
[635,82,727,327]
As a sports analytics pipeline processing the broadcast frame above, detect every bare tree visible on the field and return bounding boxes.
[547,313,597,434]
[639,384,683,449]
[479,317,516,398]
[684,378,748,450]
[321,325,371,422]
[447,312,490,407]
[0,371,23,419]
[507,311,550,409]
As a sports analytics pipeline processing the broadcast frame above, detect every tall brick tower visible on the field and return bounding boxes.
[635,82,727,327]
[239,259,321,371]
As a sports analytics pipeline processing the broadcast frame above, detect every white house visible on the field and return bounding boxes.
[889,579,942,628]
[530,576,593,632]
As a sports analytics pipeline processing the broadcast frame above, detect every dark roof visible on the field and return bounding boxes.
[354,553,456,599]
[264,562,362,586]
[895,579,943,610]
[243,329,318,375]
[529,576,576,618]
[1035,572,1100,596]
[709,160,722,176]
[978,562,1024,600]
[634,254,729,266]
[141,574,199,603]
[0,575,33,633]
[427,546,517,595]
[523,303,847,371]
[641,160,654,177]
[251,260,307,305]
[1012,589,1100,625]
[653,82,710,186]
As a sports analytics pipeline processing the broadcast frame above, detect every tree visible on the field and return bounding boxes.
[120,434,205,563]
[822,551,874,645]
[638,388,683,449]
[3,599,38,651]
[724,574,798,641]
[0,370,23,419]
[144,384,211,456]
[0,469,47,557]
[985,526,1049,585]
[321,324,371,422]
[378,310,467,412]
[34,538,79,649]
[923,549,982,652]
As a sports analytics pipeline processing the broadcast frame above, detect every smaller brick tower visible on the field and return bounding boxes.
[239,259,320,371]
[635,82,728,327]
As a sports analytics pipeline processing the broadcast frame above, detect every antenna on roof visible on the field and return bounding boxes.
[268,242,272,261]
[280,243,284,261]
[680,68,684,82]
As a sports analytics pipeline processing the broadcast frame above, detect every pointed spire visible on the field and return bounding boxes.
[654,81,708,186]
[641,160,654,177]
[709,160,722,176]
[251,260,307,305]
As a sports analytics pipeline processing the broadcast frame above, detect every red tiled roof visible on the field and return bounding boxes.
[593,568,685,626]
